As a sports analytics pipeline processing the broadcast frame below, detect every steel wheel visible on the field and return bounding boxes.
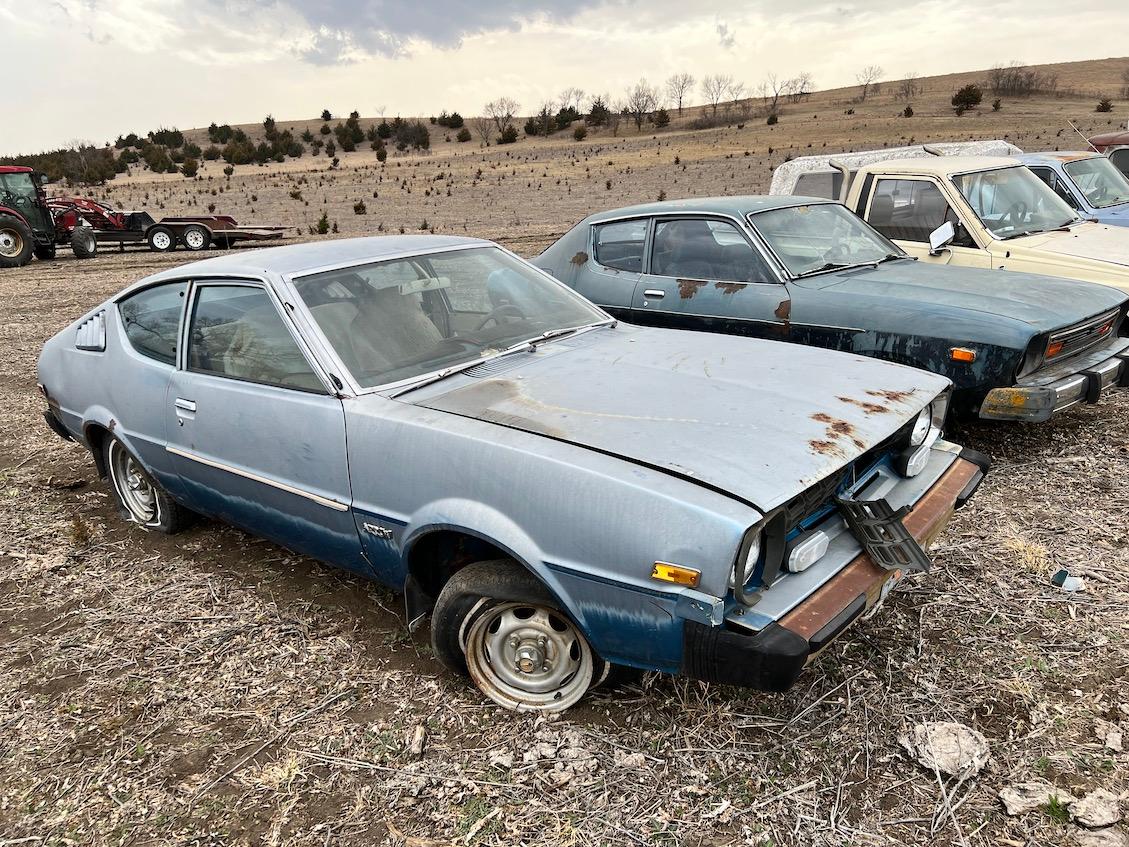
[463,601,594,712]
[107,440,162,527]
[182,225,209,251]
[150,230,172,251]
[0,226,24,258]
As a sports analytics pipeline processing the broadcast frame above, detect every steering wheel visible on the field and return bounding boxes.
[1003,201,1028,229]
[822,243,851,264]
[475,304,525,331]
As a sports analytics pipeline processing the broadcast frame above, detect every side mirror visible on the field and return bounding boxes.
[928,221,956,255]
[38,173,49,185]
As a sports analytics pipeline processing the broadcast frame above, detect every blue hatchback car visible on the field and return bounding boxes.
[1020,152,1129,227]
[38,236,984,711]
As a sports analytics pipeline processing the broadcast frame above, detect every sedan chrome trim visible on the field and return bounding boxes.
[165,445,350,512]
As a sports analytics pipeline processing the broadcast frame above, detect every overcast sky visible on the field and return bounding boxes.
[2,0,1125,154]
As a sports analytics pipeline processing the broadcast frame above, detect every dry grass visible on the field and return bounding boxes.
[3,57,1129,846]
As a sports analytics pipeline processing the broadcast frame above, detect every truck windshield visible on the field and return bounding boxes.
[952,166,1078,239]
[749,203,905,277]
[1063,156,1129,209]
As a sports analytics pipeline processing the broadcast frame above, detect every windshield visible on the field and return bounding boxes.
[952,166,1078,239]
[749,202,905,276]
[1063,156,1129,209]
[293,246,608,388]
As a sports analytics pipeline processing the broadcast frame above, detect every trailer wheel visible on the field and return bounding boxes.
[147,226,175,252]
[182,225,211,251]
[70,228,97,260]
[34,243,57,261]
[0,216,34,268]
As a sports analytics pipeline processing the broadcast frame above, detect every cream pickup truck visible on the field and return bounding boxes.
[769,144,1129,292]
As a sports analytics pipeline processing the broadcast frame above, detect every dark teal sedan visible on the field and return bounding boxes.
[535,197,1129,421]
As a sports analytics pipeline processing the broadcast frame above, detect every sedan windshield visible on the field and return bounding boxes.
[952,166,1078,239]
[1063,156,1129,209]
[749,202,905,277]
[292,246,609,388]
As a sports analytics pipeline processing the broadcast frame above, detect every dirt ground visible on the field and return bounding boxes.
[3,58,1129,846]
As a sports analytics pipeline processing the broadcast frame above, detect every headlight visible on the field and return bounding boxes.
[734,531,761,588]
[1017,335,1047,378]
[909,406,931,446]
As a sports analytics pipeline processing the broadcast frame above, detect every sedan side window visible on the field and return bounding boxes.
[652,218,775,283]
[593,220,646,272]
[1110,150,1129,180]
[118,281,187,365]
[1029,167,1080,209]
[868,179,955,242]
[188,285,324,392]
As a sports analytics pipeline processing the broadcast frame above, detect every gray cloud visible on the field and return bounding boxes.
[715,20,735,49]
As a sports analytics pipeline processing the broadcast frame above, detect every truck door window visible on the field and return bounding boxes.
[868,179,955,242]
[651,218,774,282]
[592,220,646,272]
[1110,150,1129,180]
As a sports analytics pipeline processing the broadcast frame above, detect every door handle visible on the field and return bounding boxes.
[643,289,666,299]
[174,398,197,412]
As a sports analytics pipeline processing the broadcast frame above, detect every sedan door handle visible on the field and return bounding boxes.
[174,398,197,412]
[643,289,666,299]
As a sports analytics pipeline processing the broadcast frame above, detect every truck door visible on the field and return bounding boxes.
[630,216,790,339]
[862,177,991,268]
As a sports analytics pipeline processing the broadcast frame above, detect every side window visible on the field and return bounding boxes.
[651,218,775,283]
[868,179,955,242]
[1030,167,1080,209]
[118,281,187,365]
[794,171,843,200]
[1110,150,1129,180]
[593,220,646,272]
[188,285,323,392]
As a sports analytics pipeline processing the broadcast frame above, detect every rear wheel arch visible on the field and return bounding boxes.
[83,422,111,478]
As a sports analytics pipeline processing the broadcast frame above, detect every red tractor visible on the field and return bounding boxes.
[0,166,96,268]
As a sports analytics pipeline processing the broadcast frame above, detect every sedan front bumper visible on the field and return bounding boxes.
[980,339,1129,422]
[680,451,986,692]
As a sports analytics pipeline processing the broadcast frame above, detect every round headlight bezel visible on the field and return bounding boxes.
[909,404,932,447]
[734,532,761,588]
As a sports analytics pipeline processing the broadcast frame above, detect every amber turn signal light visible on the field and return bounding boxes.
[950,347,976,363]
[651,562,701,588]
[1046,341,1065,359]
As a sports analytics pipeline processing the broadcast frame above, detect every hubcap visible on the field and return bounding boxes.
[0,228,22,258]
[108,441,161,527]
[464,602,592,712]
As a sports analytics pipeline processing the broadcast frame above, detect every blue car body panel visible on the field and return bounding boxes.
[1019,152,1129,227]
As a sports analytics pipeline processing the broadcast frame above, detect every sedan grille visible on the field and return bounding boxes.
[1047,308,1121,363]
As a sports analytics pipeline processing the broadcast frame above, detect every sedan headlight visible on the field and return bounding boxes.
[909,406,931,447]
[896,392,948,478]
[1017,335,1047,379]
[734,532,761,588]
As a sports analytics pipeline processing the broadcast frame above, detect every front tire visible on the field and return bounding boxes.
[431,560,603,712]
[182,224,211,251]
[147,226,175,252]
[0,216,34,268]
[70,227,97,259]
[104,436,191,534]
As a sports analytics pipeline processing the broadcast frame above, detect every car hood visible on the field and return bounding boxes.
[1093,204,1129,226]
[1010,221,1129,268]
[803,259,1126,330]
[406,324,948,512]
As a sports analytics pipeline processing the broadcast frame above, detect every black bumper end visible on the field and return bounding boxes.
[43,409,73,442]
[955,447,990,509]
[682,620,810,693]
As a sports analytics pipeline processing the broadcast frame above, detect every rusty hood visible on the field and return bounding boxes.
[407,324,949,511]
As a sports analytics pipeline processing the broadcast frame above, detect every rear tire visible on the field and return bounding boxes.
[34,243,57,261]
[70,227,97,259]
[182,224,211,251]
[103,436,192,534]
[147,226,175,252]
[0,216,34,268]
[431,559,605,712]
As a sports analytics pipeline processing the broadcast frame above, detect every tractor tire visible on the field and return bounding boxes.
[0,216,34,268]
[70,228,97,260]
[181,224,211,251]
[147,226,176,253]
[34,243,57,261]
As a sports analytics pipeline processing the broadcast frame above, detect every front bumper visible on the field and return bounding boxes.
[680,451,987,692]
[980,340,1129,422]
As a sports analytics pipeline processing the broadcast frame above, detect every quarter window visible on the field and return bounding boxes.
[793,171,843,200]
[188,285,323,392]
[651,218,774,282]
[593,220,646,272]
[868,179,955,242]
[118,281,187,365]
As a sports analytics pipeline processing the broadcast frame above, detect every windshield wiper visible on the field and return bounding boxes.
[877,253,908,264]
[799,261,853,276]
[528,320,614,348]
[388,341,535,398]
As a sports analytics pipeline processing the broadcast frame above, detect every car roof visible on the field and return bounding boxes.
[1090,130,1129,146]
[140,235,491,284]
[580,195,829,222]
[862,156,1024,177]
[1018,151,1102,165]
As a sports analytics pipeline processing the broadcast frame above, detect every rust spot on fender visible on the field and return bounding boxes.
[715,282,746,294]
[570,251,589,266]
[838,395,890,414]
[774,299,791,321]
[107,418,117,432]
[677,279,708,299]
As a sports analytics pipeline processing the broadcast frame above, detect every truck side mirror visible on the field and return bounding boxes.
[39,173,49,185]
[928,221,955,255]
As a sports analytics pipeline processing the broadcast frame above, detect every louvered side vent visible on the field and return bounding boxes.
[75,311,106,351]
[462,352,535,378]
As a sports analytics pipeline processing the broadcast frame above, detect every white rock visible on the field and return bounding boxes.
[488,750,513,770]
[617,751,647,769]
[1072,789,1122,829]
[1075,827,1128,847]
[901,721,991,779]
[999,780,1060,816]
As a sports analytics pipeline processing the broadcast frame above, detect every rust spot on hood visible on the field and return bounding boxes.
[811,412,866,450]
[809,438,847,457]
[715,282,747,294]
[570,251,589,266]
[837,395,890,414]
[867,389,915,404]
[677,279,708,299]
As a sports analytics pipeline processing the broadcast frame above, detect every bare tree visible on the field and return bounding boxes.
[786,72,814,103]
[1122,67,1129,99]
[607,102,624,137]
[757,73,785,117]
[558,87,585,114]
[625,79,658,131]
[896,72,920,101]
[471,116,493,147]
[701,74,733,117]
[666,72,695,115]
[484,97,519,135]
[856,65,883,101]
